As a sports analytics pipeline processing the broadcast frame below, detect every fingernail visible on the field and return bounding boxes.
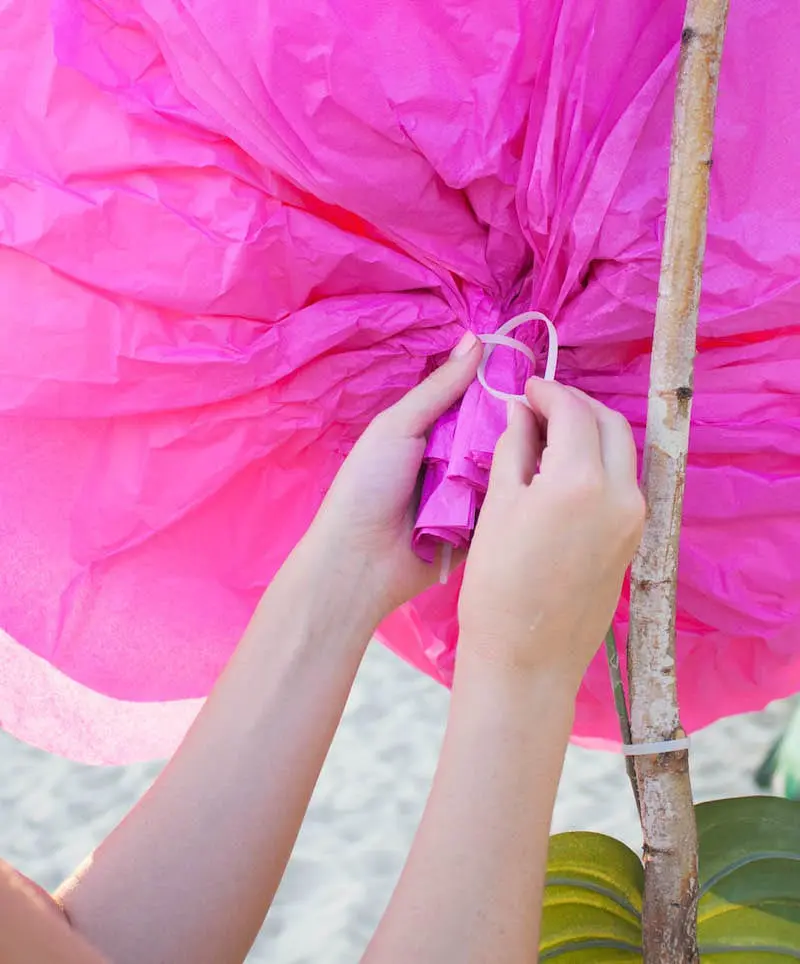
[450,330,479,359]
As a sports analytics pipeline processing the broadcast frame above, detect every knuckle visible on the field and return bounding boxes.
[608,406,632,429]
[619,488,647,535]
[615,421,636,449]
[605,406,635,439]
[628,486,647,519]
[565,468,604,501]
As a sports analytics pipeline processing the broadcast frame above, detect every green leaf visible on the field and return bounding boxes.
[541,832,643,960]
[697,796,800,958]
[539,947,642,963]
[546,831,644,917]
[539,798,800,962]
[697,796,800,891]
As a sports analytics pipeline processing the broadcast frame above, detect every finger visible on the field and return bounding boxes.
[384,331,482,438]
[491,400,542,488]
[562,386,639,486]
[524,378,603,472]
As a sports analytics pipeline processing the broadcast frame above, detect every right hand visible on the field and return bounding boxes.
[458,378,645,693]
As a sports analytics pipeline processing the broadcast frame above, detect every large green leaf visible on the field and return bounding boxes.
[541,832,643,960]
[696,796,800,890]
[540,798,800,962]
[697,797,800,958]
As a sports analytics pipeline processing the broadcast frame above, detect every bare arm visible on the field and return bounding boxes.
[364,659,575,963]
[365,380,645,963]
[54,547,377,964]
[4,339,641,964]
[48,335,483,964]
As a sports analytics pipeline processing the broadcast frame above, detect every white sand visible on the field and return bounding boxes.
[0,642,792,963]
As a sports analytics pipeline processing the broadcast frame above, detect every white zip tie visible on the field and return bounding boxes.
[439,542,453,585]
[477,311,559,404]
[621,737,691,756]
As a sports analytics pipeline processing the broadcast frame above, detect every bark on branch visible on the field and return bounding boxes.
[626,2,731,962]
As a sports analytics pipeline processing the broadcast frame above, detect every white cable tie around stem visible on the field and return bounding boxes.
[621,737,691,757]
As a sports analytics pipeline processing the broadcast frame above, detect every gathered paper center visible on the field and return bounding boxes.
[437,311,558,584]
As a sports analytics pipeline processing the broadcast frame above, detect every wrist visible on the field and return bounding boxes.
[267,530,382,645]
[455,634,583,708]
[449,645,576,769]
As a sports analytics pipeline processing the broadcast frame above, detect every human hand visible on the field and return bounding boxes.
[302,331,482,625]
[458,378,645,692]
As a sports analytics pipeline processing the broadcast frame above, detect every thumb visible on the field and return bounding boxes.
[385,331,482,438]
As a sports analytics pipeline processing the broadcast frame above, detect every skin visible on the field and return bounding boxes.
[366,380,645,963]
[0,331,644,963]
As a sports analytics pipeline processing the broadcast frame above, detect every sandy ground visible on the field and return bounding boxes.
[0,642,792,963]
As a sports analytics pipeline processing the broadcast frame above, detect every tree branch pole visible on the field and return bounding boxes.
[626,2,730,963]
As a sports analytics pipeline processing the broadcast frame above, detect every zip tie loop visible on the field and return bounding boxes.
[477,311,558,405]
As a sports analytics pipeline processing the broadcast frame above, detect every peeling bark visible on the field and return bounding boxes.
[626,2,731,962]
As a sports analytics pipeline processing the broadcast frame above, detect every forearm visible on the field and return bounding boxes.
[365,647,575,964]
[57,538,378,964]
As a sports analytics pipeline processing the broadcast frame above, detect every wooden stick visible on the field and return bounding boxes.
[626,2,730,962]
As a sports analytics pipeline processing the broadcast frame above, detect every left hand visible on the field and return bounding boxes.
[303,331,482,623]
